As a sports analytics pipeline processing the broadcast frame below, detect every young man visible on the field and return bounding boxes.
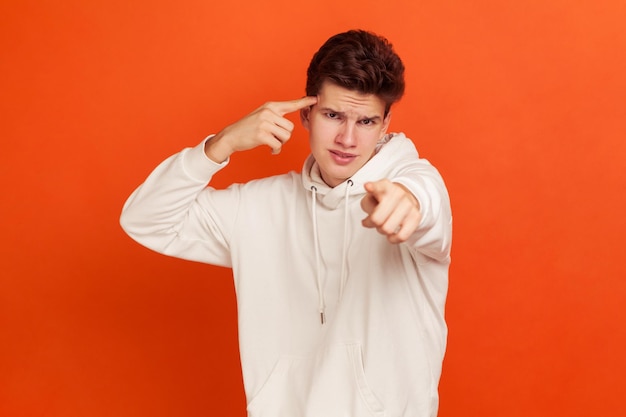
[121,30,452,417]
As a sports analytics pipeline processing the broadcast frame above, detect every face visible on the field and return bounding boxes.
[301,81,391,187]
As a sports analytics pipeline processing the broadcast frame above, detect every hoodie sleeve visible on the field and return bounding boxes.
[392,157,452,263]
[119,137,237,267]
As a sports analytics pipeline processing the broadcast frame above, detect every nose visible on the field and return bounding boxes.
[335,122,356,147]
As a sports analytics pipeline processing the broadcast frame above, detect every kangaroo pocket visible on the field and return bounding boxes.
[246,343,386,417]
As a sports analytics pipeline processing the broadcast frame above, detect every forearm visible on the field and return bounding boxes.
[120,137,229,257]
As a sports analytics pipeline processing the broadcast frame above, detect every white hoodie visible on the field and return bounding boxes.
[120,132,452,417]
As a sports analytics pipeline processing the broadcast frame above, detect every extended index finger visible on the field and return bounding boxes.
[364,180,390,200]
[273,96,318,116]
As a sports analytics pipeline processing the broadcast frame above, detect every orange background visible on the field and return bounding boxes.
[2,1,625,416]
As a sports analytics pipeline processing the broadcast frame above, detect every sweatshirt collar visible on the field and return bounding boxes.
[301,132,411,209]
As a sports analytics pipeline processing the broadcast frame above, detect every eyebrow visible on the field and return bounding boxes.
[318,107,382,121]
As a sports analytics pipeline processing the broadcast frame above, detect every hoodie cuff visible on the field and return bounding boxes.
[392,178,428,228]
[181,135,230,182]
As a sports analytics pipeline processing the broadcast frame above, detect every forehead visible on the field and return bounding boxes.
[317,81,386,116]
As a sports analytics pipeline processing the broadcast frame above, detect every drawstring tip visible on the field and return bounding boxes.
[320,311,326,325]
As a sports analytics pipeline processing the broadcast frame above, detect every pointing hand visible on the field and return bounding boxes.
[360,179,422,244]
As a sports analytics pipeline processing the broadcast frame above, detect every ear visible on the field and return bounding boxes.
[300,106,311,130]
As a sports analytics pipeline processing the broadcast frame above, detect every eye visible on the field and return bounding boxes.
[326,112,338,119]
[360,118,376,126]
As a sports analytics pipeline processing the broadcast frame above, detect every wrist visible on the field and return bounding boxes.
[204,131,234,163]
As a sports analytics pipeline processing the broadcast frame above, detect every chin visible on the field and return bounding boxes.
[329,171,356,186]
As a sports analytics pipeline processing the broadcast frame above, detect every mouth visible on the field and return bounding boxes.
[329,150,357,165]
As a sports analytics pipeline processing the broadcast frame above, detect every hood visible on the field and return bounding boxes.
[300,132,420,324]
[300,132,419,209]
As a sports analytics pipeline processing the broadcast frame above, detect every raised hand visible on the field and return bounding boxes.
[360,179,422,244]
[205,96,318,163]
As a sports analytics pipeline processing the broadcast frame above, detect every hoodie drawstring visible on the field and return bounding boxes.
[339,180,353,300]
[310,186,325,324]
[310,180,353,325]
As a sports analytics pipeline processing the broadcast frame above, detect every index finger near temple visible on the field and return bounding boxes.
[273,96,318,116]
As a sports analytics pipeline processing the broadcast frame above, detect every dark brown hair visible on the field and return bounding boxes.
[306,30,405,115]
